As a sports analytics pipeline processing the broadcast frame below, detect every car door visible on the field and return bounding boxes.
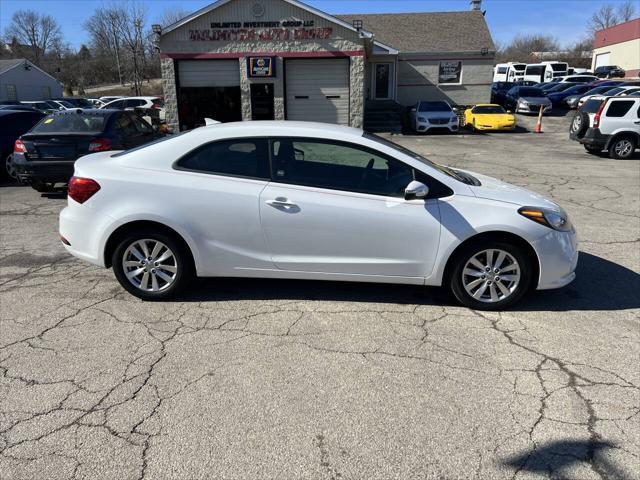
[259,137,442,279]
[173,137,272,274]
[114,113,144,148]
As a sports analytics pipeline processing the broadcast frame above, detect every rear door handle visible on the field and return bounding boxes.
[266,197,298,208]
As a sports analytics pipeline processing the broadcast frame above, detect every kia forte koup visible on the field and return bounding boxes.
[59,121,577,310]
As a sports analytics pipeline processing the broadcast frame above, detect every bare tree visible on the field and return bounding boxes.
[496,34,560,63]
[158,7,191,28]
[617,0,636,22]
[4,10,61,65]
[589,4,618,33]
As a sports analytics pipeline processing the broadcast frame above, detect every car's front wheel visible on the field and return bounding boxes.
[112,231,194,300]
[449,242,533,310]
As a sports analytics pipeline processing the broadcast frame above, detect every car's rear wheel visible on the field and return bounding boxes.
[4,153,16,181]
[112,231,193,300]
[449,242,533,310]
[609,136,636,160]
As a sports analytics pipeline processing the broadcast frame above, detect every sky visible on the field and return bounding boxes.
[0,0,627,49]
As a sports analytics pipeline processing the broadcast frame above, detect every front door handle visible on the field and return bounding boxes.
[266,197,298,208]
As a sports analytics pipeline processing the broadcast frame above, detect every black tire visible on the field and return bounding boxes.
[5,153,17,181]
[570,111,589,139]
[608,135,636,160]
[31,181,56,193]
[448,241,534,311]
[112,229,194,301]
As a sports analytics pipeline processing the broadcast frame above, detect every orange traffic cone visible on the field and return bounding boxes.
[535,105,543,133]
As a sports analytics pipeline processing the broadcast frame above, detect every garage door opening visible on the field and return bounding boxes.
[285,58,350,125]
[178,87,241,129]
[177,60,242,129]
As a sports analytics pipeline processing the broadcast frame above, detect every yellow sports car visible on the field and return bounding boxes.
[464,104,516,131]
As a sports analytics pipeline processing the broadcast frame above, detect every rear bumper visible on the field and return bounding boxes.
[13,155,74,184]
[579,128,609,148]
[59,204,112,267]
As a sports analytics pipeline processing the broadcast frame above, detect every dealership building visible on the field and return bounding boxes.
[158,0,495,131]
[592,18,640,77]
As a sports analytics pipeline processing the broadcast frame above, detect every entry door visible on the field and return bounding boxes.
[373,63,393,99]
[259,138,441,278]
[250,83,275,120]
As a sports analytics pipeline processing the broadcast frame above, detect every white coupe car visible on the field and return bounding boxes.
[59,121,578,310]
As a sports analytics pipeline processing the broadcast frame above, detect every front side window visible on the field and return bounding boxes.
[130,114,153,133]
[125,99,146,108]
[270,138,413,197]
[176,138,269,179]
[605,100,634,117]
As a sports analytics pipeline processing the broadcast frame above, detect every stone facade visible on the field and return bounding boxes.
[349,55,365,128]
[160,58,179,132]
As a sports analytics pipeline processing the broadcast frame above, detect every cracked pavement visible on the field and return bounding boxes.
[0,113,639,479]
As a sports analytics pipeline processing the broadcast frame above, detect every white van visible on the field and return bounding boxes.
[524,61,569,83]
[493,62,527,82]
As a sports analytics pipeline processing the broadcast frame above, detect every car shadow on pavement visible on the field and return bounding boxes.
[503,440,627,479]
[183,252,638,312]
[513,251,640,312]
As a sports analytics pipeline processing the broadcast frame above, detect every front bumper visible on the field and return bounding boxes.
[416,121,459,133]
[475,123,516,131]
[532,227,578,290]
[516,103,552,114]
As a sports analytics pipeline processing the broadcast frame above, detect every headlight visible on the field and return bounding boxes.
[450,116,458,122]
[518,99,528,105]
[418,116,428,122]
[518,206,572,232]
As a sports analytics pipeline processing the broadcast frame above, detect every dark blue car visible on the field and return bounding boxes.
[13,109,161,192]
[547,84,593,107]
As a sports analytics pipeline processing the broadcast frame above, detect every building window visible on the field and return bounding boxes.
[438,61,462,84]
[42,86,51,99]
[6,84,17,101]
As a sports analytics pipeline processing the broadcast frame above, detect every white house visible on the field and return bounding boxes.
[0,59,63,103]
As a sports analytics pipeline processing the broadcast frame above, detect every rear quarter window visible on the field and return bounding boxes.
[605,101,634,117]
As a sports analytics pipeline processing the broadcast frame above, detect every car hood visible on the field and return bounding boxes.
[473,114,515,123]
[460,169,559,209]
[520,96,551,104]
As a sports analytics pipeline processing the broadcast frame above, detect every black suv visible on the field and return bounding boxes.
[0,109,45,181]
[594,65,626,79]
[13,109,162,192]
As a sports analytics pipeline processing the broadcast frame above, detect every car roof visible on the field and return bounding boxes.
[191,120,364,137]
[47,108,120,116]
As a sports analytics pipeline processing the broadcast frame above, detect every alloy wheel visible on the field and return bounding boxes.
[122,239,178,292]
[462,249,521,303]
[5,154,16,179]
[614,139,633,158]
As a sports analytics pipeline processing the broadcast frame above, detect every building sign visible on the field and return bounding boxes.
[189,19,333,41]
[438,61,462,84]
[247,56,276,77]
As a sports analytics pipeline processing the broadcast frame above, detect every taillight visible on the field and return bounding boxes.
[14,139,26,153]
[88,137,111,152]
[68,176,101,204]
[593,99,607,128]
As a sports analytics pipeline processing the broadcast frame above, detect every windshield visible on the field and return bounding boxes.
[582,99,604,113]
[550,63,568,71]
[363,132,477,185]
[548,83,576,93]
[519,87,545,97]
[418,101,451,112]
[512,64,526,71]
[31,114,107,133]
[473,105,507,114]
[605,87,625,96]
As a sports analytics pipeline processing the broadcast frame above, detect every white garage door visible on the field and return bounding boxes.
[595,53,610,69]
[286,59,349,124]
[178,60,240,87]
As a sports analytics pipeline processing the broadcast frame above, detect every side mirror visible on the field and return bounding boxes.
[404,180,429,201]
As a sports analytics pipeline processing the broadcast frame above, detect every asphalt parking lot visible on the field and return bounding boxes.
[1,113,639,480]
